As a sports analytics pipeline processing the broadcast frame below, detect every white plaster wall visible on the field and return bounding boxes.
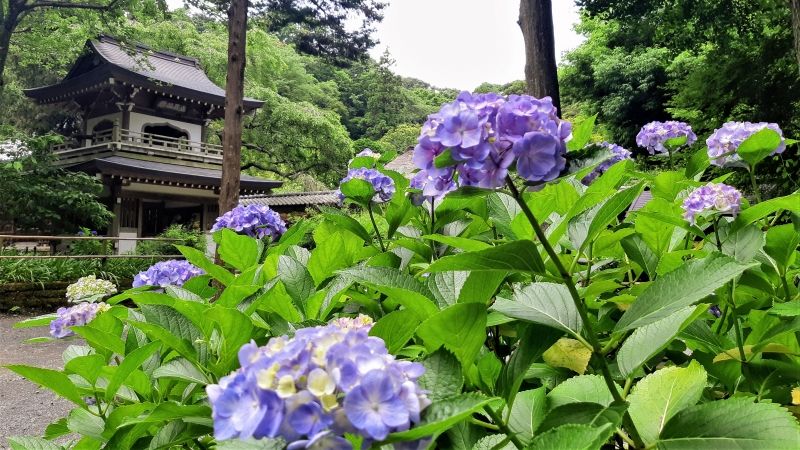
[118,230,138,255]
[129,112,202,143]
[85,112,122,146]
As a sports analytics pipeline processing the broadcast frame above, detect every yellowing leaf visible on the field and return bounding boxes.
[543,338,592,374]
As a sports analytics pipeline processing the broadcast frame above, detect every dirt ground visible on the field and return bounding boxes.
[0,313,74,447]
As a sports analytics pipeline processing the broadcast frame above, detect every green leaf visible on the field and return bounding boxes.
[582,182,644,249]
[434,148,459,168]
[67,407,105,441]
[547,375,617,409]
[216,228,259,271]
[126,320,198,365]
[527,423,614,450]
[337,266,439,319]
[567,114,597,151]
[322,211,372,243]
[278,255,316,317]
[176,245,234,286]
[340,178,375,204]
[497,324,561,403]
[685,146,710,178]
[765,224,800,270]
[506,388,546,446]
[426,240,546,275]
[657,398,800,449]
[537,402,627,434]
[71,325,125,356]
[737,128,782,167]
[491,282,582,337]
[7,436,63,450]
[207,307,254,373]
[617,306,705,378]
[385,393,499,442]
[416,303,487,369]
[152,358,209,384]
[105,341,161,402]
[768,301,800,317]
[5,365,85,407]
[417,349,464,402]
[719,223,764,263]
[422,234,491,252]
[621,233,660,278]
[13,313,57,329]
[627,361,707,446]
[369,309,421,354]
[729,192,800,233]
[64,354,106,385]
[615,253,756,332]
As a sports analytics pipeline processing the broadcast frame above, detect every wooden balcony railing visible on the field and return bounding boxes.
[51,128,223,164]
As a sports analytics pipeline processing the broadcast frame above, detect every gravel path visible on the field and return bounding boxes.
[0,313,74,447]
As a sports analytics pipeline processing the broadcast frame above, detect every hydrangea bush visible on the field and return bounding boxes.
[9,92,800,450]
[132,259,204,288]
[65,275,117,303]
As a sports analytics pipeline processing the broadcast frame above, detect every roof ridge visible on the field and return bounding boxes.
[96,34,200,68]
[241,190,338,199]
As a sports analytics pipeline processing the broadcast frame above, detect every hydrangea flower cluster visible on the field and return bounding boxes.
[355,148,381,159]
[682,183,743,225]
[338,167,396,203]
[132,260,204,289]
[212,204,287,240]
[206,315,429,448]
[50,302,110,338]
[581,142,632,185]
[409,169,456,206]
[412,92,572,194]
[65,275,117,303]
[706,121,786,167]
[636,121,697,154]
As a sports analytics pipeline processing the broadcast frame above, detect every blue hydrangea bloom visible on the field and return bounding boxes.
[212,204,287,240]
[412,91,571,191]
[206,315,429,447]
[706,121,786,167]
[132,260,204,289]
[337,168,396,204]
[49,302,110,338]
[636,121,697,155]
[681,183,743,225]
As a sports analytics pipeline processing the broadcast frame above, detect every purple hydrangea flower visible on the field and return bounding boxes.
[581,142,632,185]
[212,205,287,240]
[207,319,429,447]
[132,260,204,288]
[706,121,786,167]
[410,169,456,205]
[338,168,396,204]
[411,92,572,192]
[636,121,697,155]
[681,183,743,225]
[49,302,109,338]
[355,148,381,159]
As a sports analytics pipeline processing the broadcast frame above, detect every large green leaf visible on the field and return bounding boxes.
[527,423,614,450]
[126,320,198,365]
[385,393,499,442]
[369,309,421,354]
[71,325,125,356]
[152,358,210,385]
[718,223,764,263]
[216,228,259,271]
[417,349,464,402]
[729,192,800,233]
[537,401,627,434]
[277,255,316,316]
[657,398,800,449]
[617,306,705,377]
[497,324,561,404]
[567,114,597,151]
[422,234,491,252]
[621,233,660,278]
[104,341,160,402]
[7,436,64,450]
[322,210,372,243]
[339,178,375,205]
[765,223,800,270]
[583,182,644,249]
[491,282,582,337]
[207,307,254,373]
[337,266,438,319]
[685,146,710,178]
[737,128,782,167]
[547,375,617,409]
[627,361,707,446]
[416,303,487,369]
[426,240,546,275]
[506,388,546,446]
[615,253,756,332]
[176,245,234,286]
[5,365,86,407]
[67,407,105,441]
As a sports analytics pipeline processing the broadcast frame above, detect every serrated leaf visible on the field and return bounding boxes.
[278,255,315,316]
[323,211,372,243]
[152,358,209,384]
[506,388,546,446]
[105,341,161,402]
[369,309,421,354]
[7,436,63,450]
[657,398,800,449]
[621,233,659,278]
[67,407,105,441]
[617,306,704,377]
[5,365,85,407]
[543,338,592,374]
[416,303,487,369]
[547,375,617,409]
[537,401,627,434]
[216,228,259,271]
[491,282,582,337]
[527,423,614,450]
[422,234,491,252]
[426,240,546,275]
[737,128,782,167]
[417,349,464,402]
[628,361,707,445]
[729,192,800,233]
[567,114,597,151]
[176,245,234,286]
[582,182,644,249]
[719,223,764,263]
[337,266,438,319]
[615,253,756,332]
[385,393,499,442]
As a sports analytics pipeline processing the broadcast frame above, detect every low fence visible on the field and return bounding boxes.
[0,234,184,259]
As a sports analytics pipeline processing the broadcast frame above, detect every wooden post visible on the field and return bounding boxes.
[218,0,248,215]
[518,0,561,114]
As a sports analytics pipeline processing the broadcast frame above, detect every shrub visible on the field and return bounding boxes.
[134,224,206,256]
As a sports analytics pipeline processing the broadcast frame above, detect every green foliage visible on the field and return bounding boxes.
[134,224,206,256]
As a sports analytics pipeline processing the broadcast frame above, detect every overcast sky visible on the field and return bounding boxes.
[166,0,584,90]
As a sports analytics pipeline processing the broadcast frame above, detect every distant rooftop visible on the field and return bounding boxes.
[240,191,340,208]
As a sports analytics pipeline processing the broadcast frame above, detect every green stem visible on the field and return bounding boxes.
[367,203,385,252]
[505,176,644,447]
[583,243,593,287]
[429,200,437,260]
[470,417,501,431]
[780,270,792,302]
[714,303,730,334]
[667,149,673,171]
[729,279,747,362]
[713,217,722,252]
[747,167,762,204]
[484,405,524,450]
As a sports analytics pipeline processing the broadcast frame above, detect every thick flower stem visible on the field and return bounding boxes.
[367,203,386,252]
[484,405,524,449]
[506,176,644,448]
[747,168,762,204]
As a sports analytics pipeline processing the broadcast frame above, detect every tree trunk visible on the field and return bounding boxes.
[518,0,561,113]
[0,7,20,93]
[792,0,800,74]
[218,0,249,215]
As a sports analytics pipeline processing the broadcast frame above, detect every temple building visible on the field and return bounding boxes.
[24,35,281,252]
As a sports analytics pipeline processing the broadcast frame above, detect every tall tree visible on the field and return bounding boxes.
[792,0,800,72]
[518,0,560,112]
